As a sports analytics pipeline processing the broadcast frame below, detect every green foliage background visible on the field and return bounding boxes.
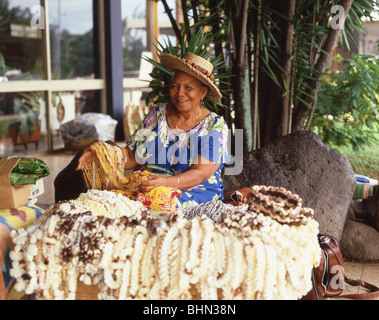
[311,52,379,152]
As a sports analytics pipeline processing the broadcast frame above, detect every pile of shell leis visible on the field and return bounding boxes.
[9,186,321,300]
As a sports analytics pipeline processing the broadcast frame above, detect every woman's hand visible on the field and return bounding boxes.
[139,174,167,192]
[75,145,98,171]
[138,156,220,192]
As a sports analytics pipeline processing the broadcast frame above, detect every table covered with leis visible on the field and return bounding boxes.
[8,185,321,300]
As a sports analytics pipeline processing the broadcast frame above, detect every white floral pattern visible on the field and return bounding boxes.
[126,103,230,208]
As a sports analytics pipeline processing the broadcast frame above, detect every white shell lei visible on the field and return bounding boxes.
[10,186,321,300]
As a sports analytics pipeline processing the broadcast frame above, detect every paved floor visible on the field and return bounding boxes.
[327,261,379,300]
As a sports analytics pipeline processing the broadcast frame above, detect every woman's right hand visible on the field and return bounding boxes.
[75,145,98,171]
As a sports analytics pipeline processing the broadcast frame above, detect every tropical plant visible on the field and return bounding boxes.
[0,52,8,76]
[311,53,379,151]
[250,0,375,147]
[0,51,41,138]
[12,92,41,137]
[144,30,231,113]
[154,0,378,153]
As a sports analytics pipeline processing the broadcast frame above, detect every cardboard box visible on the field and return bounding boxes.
[0,158,40,209]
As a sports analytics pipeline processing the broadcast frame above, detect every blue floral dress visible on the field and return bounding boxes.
[125,103,230,209]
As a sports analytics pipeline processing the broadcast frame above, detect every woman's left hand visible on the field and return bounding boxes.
[139,174,167,192]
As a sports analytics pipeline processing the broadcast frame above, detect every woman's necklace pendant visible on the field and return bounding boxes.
[175,107,202,131]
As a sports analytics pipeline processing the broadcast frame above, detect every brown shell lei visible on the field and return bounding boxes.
[249,185,313,226]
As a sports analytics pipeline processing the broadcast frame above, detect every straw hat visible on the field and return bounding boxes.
[160,52,222,100]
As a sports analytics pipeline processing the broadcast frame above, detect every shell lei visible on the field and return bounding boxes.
[9,186,321,300]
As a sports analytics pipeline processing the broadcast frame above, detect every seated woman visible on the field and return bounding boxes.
[63,52,230,210]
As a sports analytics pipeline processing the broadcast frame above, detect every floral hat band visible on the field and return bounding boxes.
[182,58,216,83]
[159,52,222,100]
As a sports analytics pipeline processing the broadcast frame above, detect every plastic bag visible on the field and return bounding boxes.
[59,113,118,143]
[2,156,50,186]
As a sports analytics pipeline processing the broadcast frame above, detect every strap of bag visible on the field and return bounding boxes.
[318,234,379,300]
[338,277,379,300]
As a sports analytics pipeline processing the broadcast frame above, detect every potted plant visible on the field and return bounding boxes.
[0,52,8,80]
[0,53,42,149]
[7,92,42,149]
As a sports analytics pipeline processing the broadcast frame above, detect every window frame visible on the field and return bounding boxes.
[0,0,106,152]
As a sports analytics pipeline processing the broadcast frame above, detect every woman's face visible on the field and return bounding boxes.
[169,70,209,112]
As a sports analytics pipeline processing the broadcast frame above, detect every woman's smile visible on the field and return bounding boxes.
[169,70,208,111]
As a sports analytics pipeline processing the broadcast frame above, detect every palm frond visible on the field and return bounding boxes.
[143,25,231,113]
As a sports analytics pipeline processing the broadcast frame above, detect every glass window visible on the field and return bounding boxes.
[157,0,177,44]
[122,0,147,78]
[49,0,95,80]
[0,1,104,153]
[121,0,149,125]
[0,0,44,81]
[0,89,103,155]
[52,89,103,151]
[0,91,45,155]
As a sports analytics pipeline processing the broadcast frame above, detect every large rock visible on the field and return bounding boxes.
[362,185,379,232]
[340,199,379,261]
[339,219,379,261]
[223,130,356,240]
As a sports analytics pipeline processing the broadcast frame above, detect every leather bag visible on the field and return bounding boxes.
[302,234,379,300]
